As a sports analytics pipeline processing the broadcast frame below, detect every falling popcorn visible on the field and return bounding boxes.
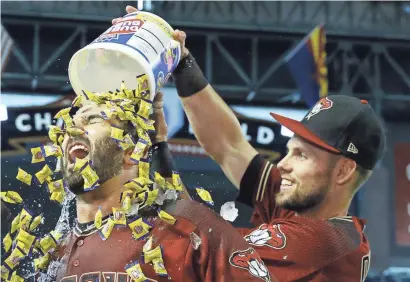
[164,189,178,201]
[220,201,239,222]
[190,232,202,250]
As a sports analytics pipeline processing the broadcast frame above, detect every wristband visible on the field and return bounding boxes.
[173,53,209,97]
[151,142,177,178]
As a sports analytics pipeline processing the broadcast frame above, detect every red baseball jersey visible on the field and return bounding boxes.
[236,154,371,282]
[53,199,274,282]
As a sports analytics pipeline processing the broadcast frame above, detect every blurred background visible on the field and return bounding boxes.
[1,1,410,281]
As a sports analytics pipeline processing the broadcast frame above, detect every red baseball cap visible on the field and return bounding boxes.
[270,95,385,170]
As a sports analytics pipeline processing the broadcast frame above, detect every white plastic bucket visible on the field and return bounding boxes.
[68,12,181,101]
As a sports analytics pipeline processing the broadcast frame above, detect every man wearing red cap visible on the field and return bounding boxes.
[117,6,385,281]
[166,13,384,282]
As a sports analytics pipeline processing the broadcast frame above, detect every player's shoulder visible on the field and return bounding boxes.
[165,200,254,250]
[302,216,364,254]
[166,199,244,237]
[265,216,365,258]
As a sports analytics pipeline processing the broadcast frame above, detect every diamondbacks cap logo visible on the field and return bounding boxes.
[305,97,333,120]
[347,142,358,154]
[244,223,286,249]
[229,248,271,282]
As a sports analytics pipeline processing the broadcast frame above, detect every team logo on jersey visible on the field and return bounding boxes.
[244,223,286,249]
[305,97,333,120]
[360,253,371,282]
[229,248,271,282]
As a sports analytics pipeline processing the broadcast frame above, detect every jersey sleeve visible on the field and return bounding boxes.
[236,154,290,224]
[185,227,272,282]
[169,199,275,282]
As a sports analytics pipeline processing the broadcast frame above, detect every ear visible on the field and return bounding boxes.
[334,158,357,186]
[123,147,136,169]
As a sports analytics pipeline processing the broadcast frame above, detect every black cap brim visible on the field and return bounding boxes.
[270,112,340,153]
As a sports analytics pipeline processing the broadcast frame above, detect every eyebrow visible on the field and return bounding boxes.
[76,106,93,115]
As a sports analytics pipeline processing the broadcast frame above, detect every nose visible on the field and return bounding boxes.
[277,154,291,173]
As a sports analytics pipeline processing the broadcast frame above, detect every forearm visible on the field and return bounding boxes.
[174,54,247,164]
[151,142,191,200]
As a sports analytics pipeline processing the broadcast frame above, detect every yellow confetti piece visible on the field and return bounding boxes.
[42,145,63,158]
[196,187,214,205]
[19,208,33,230]
[3,233,12,253]
[152,258,168,277]
[136,115,155,132]
[112,207,127,226]
[57,135,65,146]
[121,195,132,212]
[81,90,96,101]
[137,74,150,95]
[55,108,74,128]
[16,168,32,186]
[72,95,83,107]
[142,245,163,264]
[130,139,149,163]
[143,236,153,252]
[138,159,150,179]
[124,177,153,191]
[1,265,10,281]
[137,99,152,119]
[35,165,53,184]
[47,179,64,194]
[99,218,115,241]
[136,127,151,147]
[48,125,65,144]
[10,214,20,234]
[158,210,176,225]
[9,271,25,282]
[81,165,100,192]
[121,189,137,201]
[30,147,45,163]
[111,126,124,141]
[128,217,152,240]
[38,233,58,254]
[1,191,23,204]
[73,158,89,172]
[4,247,25,269]
[29,215,43,231]
[54,108,71,119]
[34,253,51,273]
[172,172,183,191]
[138,189,158,207]
[123,133,136,148]
[94,207,103,229]
[50,191,65,204]
[125,261,147,282]
[15,228,36,255]
[154,172,166,188]
[66,127,85,136]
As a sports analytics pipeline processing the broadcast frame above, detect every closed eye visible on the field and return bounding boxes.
[87,115,105,124]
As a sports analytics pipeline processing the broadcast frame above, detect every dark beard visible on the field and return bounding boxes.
[279,188,327,213]
[61,136,124,195]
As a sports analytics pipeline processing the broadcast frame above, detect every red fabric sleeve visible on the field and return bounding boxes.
[237,154,293,225]
[171,200,276,282]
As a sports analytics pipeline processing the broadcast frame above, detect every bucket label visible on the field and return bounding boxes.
[151,42,180,93]
[94,20,145,43]
[90,14,180,94]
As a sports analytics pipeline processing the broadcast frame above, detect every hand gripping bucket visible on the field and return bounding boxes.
[68,12,181,101]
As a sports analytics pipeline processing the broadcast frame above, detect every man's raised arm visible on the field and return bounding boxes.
[172,31,258,189]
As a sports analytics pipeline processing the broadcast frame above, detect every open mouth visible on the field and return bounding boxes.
[68,142,90,164]
[280,179,294,191]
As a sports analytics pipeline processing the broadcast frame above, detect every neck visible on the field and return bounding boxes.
[299,192,352,220]
[76,176,124,223]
